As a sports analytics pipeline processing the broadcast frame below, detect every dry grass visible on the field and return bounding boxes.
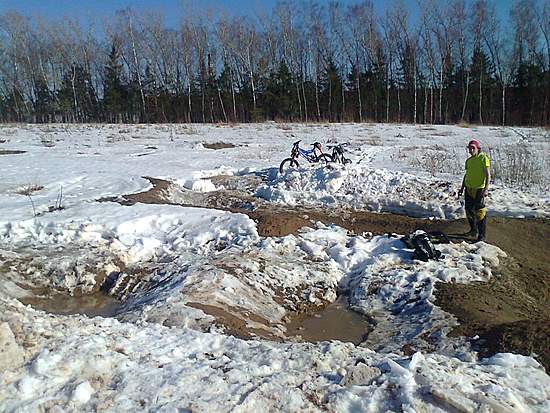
[214,122,239,128]
[180,125,199,135]
[399,146,462,176]
[488,145,549,190]
[16,184,44,196]
[429,130,455,137]
[275,123,293,131]
[363,135,383,146]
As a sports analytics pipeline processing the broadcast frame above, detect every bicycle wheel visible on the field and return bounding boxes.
[318,154,333,165]
[342,157,352,165]
[279,158,300,173]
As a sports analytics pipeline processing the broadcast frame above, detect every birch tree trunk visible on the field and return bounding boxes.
[230,64,237,122]
[430,85,434,124]
[247,46,257,114]
[413,66,417,123]
[439,61,444,123]
[461,70,470,122]
[357,71,363,122]
[328,76,332,121]
[341,79,345,121]
[423,84,427,124]
[126,11,146,121]
[386,64,390,122]
[315,73,321,120]
[296,81,303,121]
[397,85,401,122]
[479,65,483,124]
[501,83,506,126]
[302,75,308,123]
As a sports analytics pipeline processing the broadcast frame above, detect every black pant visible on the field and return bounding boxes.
[465,188,487,239]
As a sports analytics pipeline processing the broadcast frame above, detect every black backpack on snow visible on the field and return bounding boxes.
[401,230,446,262]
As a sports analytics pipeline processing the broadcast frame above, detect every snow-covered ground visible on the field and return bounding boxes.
[0,123,549,412]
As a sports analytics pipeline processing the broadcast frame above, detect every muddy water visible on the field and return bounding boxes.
[286,296,371,345]
[21,292,122,317]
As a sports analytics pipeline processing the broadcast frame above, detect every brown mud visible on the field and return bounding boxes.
[89,176,550,369]
[285,295,372,345]
[186,301,282,341]
[0,150,26,155]
[202,142,237,150]
[23,291,122,318]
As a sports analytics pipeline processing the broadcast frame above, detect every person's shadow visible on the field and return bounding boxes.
[446,232,479,243]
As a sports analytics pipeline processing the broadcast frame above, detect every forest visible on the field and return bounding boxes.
[0,0,549,126]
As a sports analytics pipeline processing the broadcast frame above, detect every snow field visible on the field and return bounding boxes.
[0,123,549,412]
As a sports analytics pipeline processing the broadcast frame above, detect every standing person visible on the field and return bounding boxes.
[458,139,491,242]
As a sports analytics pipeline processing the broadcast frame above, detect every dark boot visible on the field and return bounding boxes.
[464,215,477,237]
[476,217,487,242]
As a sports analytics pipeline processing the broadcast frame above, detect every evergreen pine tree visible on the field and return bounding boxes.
[320,58,343,122]
[468,46,494,123]
[58,65,97,122]
[103,44,127,122]
[33,77,53,122]
[264,61,294,120]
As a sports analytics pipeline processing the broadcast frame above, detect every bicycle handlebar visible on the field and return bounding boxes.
[327,142,349,149]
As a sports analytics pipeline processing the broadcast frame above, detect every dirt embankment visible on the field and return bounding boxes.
[431,218,550,370]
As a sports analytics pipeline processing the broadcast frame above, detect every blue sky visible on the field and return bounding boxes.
[0,0,512,28]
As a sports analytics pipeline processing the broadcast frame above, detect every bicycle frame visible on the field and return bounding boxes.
[290,141,322,163]
[280,140,331,173]
[328,143,351,164]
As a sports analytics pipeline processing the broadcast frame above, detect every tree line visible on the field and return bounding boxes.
[1,0,549,126]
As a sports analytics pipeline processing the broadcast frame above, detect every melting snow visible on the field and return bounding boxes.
[0,123,549,412]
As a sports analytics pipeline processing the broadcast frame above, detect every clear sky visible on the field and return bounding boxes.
[2,0,294,27]
[0,0,513,29]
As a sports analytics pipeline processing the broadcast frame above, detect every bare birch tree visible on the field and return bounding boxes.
[484,2,515,125]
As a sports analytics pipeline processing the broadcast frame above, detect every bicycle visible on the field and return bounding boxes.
[328,143,352,165]
[279,140,333,173]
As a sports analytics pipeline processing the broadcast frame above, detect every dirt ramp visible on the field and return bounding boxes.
[433,218,550,371]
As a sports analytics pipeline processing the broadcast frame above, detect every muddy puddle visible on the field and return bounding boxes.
[286,296,372,345]
[21,291,122,318]
[16,174,550,369]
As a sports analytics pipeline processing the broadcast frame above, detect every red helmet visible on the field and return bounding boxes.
[468,139,480,149]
